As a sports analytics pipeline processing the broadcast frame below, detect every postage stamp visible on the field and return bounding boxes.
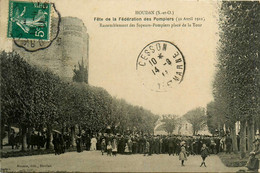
[10,1,61,52]
[7,1,51,41]
[136,40,185,92]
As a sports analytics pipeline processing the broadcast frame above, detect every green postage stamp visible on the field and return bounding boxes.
[7,1,51,40]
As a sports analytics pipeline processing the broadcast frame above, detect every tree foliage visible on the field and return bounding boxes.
[183,107,206,135]
[214,1,260,157]
[161,114,178,134]
[0,51,159,136]
[216,1,260,123]
[206,101,225,135]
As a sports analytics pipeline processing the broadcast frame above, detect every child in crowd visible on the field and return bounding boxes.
[200,144,210,167]
[124,143,129,154]
[112,138,118,156]
[101,139,106,155]
[179,144,187,166]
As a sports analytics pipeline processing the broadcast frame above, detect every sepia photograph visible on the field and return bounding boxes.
[0,0,259,172]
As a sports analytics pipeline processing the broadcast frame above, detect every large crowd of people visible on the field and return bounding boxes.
[6,130,260,168]
[51,133,234,157]
[7,130,239,155]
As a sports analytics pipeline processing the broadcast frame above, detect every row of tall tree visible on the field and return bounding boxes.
[207,1,260,158]
[0,51,159,150]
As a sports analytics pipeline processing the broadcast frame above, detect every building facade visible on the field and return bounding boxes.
[154,117,211,136]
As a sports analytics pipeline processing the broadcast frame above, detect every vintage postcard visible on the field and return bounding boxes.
[0,0,259,172]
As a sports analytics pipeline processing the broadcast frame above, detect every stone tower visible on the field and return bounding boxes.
[12,17,89,81]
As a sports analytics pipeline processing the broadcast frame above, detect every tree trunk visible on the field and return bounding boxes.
[46,125,54,149]
[193,127,196,136]
[71,126,76,147]
[61,123,65,135]
[240,120,246,158]
[247,117,255,152]
[217,124,221,136]
[0,124,5,149]
[230,123,238,153]
[21,126,27,151]
[79,125,82,136]
[7,124,11,144]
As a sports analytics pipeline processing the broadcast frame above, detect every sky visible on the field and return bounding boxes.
[0,0,219,116]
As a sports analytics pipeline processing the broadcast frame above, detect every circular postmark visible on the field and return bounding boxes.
[136,40,185,92]
[10,2,61,52]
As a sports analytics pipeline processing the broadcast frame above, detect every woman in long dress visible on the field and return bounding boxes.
[112,138,118,156]
[127,138,133,154]
[90,135,97,151]
[124,142,129,154]
[76,135,82,153]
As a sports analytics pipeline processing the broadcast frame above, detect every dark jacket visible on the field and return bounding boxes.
[201,146,210,157]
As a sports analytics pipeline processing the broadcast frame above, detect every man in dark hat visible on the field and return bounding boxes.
[198,136,203,155]
[226,134,232,154]
[148,136,154,156]
[173,136,178,155]
[135,135,140,153]
[118,134,124,154]
[168,135,174,156]
[132,136,137,154]
[163,135,168,154]
[85,134,91,151]
[214,136,220,154]
[9,130,15,149]
[159,135,163,154]
[154,135,160,154]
